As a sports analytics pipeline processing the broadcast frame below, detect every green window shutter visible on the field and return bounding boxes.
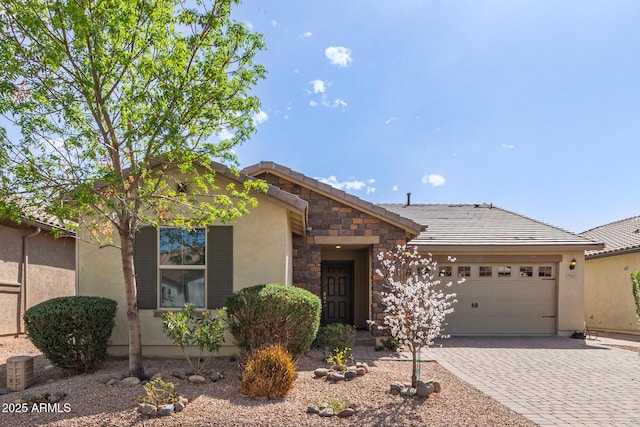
[134,226,158,309]
[207,226,233,309]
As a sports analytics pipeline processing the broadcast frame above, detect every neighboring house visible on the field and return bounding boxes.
[381,203,602,335]
[77,161,603,356]
[0,213,76,336]
[580,217,640,335]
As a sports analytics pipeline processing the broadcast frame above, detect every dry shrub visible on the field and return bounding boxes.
[240,345,296,399]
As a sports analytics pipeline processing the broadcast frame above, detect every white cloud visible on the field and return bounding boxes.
[422,174,446,187]
[271,20,278,27]
[333,98,348,110]
[284,115,289,120]
[310,80,326,94]
[309,100,318,107]
[325,46,352,67]
[392,185,399,191]
[501,144,515,150]
[385,117,398,124]
[217,128,235,140]
[253,110,269,124]
[316,175,376,193]
[243,20,254,29]
[300,31,312,38]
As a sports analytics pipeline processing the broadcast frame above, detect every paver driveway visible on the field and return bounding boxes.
[427,336,640,426]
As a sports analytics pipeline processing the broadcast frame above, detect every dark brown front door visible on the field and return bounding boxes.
[321,261,353,325]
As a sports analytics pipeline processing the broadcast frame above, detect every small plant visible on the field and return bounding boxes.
[310,398,351,413]
[381,336,400,351]
[326,347,354,371]
[140,378,178,407]
[240,345,297,399]
[631,272,640,326]
[313,323,355,350]
[162,303,227,374]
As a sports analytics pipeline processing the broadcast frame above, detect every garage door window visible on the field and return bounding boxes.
[479,266,492,277]
[519,266,533,277]
[440,266,452,277]
[497,266,511,277]
[538,266,553,277]
[457,266,471,277]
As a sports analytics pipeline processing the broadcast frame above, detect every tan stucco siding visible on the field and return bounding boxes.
[76,181,294,354]
[424,249,585,336]
[0,224,75,335]
[585,253,640,335]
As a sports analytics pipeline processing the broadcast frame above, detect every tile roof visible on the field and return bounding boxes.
[580,216,640,258]
[243,161,423,237]
[379,203,602,250]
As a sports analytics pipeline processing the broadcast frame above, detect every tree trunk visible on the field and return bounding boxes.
[119,227,145,378]
[411,346,418,388]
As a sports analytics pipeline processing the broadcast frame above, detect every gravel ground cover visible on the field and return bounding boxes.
[0,336,534,427]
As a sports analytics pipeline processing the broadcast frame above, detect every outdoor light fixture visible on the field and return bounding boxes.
[569,258,577,270]
[335,245,342,249]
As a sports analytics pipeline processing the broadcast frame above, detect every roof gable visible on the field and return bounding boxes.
[580,216,640,258]
[243,161,422,238]
[380,203,602,250]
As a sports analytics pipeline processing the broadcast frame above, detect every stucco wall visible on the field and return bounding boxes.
[585,252,640,335]
[0,224,75,336]
[77,177,295,355]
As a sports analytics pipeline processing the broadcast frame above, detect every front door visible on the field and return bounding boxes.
[321,261,353,325]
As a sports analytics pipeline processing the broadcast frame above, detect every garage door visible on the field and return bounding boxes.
[441,263,557,334]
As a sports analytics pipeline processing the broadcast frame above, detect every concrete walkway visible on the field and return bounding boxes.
[353,336,640,426]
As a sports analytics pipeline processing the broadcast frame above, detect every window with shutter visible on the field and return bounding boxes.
[134,226,232,309]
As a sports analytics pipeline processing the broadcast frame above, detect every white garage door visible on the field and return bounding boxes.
[442,263,557,334]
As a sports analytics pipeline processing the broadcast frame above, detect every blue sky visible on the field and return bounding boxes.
[232,0,640,233]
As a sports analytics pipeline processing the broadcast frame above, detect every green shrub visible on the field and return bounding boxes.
[23,296,117,373]
[314,323,356,350]
[240,345,296,399]
[139,378,178,406]
[225,284,321,357]
[162,303,227,374]
[326,346,354,371]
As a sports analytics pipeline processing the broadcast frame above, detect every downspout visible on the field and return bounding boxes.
[19,227,41,336]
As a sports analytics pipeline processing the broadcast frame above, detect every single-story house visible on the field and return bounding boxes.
[580,216,640,335]
[0,212,76,336]
[77,161,603,356]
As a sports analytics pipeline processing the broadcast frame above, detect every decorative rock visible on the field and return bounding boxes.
[106,378,120,386]
[151,373,163,381]
[400,387,417,397]
[174,401,185,412]
[433,381,441,393]
[337,408,355,418]
[44,364,56,370]
[356,367,366,376]
[158,404,174,416]
[344,370,357,379]
[390,381,404,392]
[138,403,157,416]
[313,368,329,378]
[326,372,345,381]
[178,395,189,405]
[306,405,320,414]
[389,388,400,396]
[0,388,11,395]
[347,365,358,371]
[121,376,141,387]
[188,375,206,383]
[48,395,61,404]
[210,371,223,382]
[356,362,371,373]
[416,382,434,398]
[319,408,335,417]
[173,370,187,380]
[21,393,36,403]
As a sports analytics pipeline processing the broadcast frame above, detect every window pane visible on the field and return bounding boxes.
[539,266,553,277]
[479,266,492,277]
[440,266,452,277]
[520,266,533,277]
[160,228,205,266]
[457,266,471,277]
[160,269,205,308]
[498,266,511,277]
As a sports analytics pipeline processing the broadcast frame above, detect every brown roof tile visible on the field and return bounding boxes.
[580,216,640,258]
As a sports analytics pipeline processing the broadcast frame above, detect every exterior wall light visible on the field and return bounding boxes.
[569,258,577,270]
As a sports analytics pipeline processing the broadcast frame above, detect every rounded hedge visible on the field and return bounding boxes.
[23,296,117,373]
[225,284,321,357]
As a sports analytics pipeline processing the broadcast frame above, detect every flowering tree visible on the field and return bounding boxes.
[371,245,463,388]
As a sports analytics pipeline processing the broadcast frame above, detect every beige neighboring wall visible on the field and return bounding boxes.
[0,223,76,336]
[77,177,297,356]
[585,253,640,335]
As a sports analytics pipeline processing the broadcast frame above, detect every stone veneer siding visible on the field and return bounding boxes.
[254,173,408,334]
